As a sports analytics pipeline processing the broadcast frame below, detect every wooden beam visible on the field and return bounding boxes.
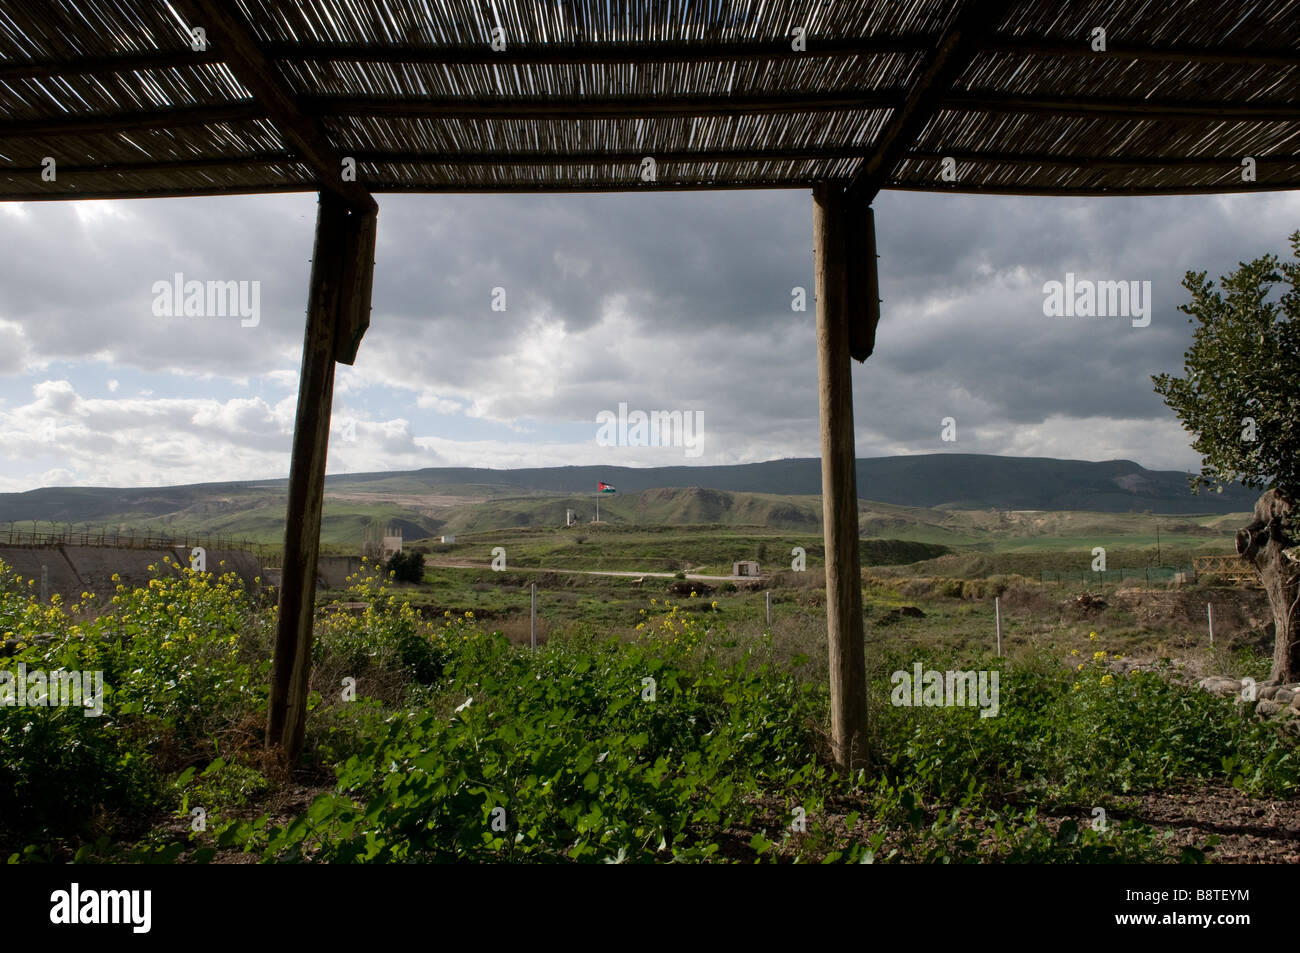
[941,92,1300,122]
[1,153,304,177]
[1,143,874,179]
[334,205,378,365]
[355,145,875,166]
[13,146,1300,183]
[885,181,1300,197]
[845,203,881,362]
[903,148,1300,170]
[171,0,376,214]
[0,48,222,81]
[303,91,901,121]
[848,0,1015,202]
[266,36,932,66]
[4,31,1289,82]
[884,181,1300,197]
[984,34,1300,67]
[813,183,869,774]
[0,103,263,140]
[266,190,376,762]
[7,177,1300,203]
[0,184,319,202]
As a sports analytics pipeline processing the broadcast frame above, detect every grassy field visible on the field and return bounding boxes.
[2,489,1283,865]
[1,542,1284,865]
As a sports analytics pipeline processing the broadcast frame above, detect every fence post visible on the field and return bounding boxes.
[995,595,1002,657]
[1207,603,1214,645]
[530,583,537,651]
[766,590,772,628]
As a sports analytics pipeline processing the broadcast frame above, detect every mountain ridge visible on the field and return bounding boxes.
[0,453,1259,526]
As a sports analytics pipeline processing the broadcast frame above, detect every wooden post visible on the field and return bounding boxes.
[995,595,1002,657]
[266,190,376,762]
[813,183,869,773]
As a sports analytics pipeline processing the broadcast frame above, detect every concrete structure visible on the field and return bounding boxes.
[382,533,403,559]
[0,545,266,603]
[733,560,761,578]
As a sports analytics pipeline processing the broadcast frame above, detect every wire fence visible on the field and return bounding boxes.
[0,527,278,560]
[1037,566,1195,587]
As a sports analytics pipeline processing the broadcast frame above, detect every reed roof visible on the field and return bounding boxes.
[2,0,1298,206]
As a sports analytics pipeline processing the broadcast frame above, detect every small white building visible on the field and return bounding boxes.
[441,535,455,544]
[733,560,760,577]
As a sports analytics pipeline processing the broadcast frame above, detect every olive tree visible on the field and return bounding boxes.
[1153,230,1300,682]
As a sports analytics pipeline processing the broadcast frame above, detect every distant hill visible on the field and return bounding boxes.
[316,454,1259,513]
[0,454,1258,532]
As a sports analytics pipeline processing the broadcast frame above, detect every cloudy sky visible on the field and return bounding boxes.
[0,185,1296,493]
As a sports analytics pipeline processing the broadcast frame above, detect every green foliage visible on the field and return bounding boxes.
[216,617,827,863]
[871,643,1300,809]
[2,554,1294,865]
[385,550,425,584]
[1152,230,1300,499]
[0,557,263,854]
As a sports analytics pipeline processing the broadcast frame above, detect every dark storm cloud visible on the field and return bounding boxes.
[0,184,1295,489]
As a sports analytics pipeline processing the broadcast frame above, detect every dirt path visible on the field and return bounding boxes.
[429,561,762,583]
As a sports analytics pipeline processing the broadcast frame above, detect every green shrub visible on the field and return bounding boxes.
[385,551,425,584]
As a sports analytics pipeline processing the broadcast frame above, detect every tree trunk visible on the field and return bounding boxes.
[1236,489,1300,683]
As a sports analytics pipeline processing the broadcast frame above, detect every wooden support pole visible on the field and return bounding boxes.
[266,190,376,762]
[813,183,869,774]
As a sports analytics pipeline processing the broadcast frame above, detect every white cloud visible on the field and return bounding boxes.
[0,189,1291,492]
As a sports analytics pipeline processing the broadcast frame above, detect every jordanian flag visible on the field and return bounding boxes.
[597,482,616,493]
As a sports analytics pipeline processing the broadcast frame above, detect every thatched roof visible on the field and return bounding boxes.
[2,0,1298,205]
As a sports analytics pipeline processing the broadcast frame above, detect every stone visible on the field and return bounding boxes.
[1276,688,1296,705]
[1198,676,1243,696]
[1257,699,1287,717]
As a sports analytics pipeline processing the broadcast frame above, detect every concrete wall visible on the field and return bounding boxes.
[0,544,269,603]
[317,555,364,589]
[0,546,81,599]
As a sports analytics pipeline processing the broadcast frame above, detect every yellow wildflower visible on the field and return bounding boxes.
[1100,674,1114,686]
[1089,631,1098,641]
[1070,649,1079,657]
[1093,650,1106,661]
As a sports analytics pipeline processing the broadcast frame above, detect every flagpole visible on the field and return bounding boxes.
[595,486,599,523]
